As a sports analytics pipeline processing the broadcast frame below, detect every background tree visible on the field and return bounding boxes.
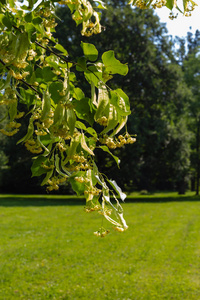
[183,47,200,195]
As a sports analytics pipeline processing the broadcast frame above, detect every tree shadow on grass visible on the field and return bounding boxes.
[0,193,200,207]
[0,194,85,207]
[125,195,200,203]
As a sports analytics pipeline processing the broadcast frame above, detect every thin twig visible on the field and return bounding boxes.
[35,41,74,65]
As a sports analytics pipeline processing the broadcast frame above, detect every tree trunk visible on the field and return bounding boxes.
[196,119,200,195]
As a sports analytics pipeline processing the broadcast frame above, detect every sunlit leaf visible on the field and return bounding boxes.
[102,51,128,76]
[81,42,98,62]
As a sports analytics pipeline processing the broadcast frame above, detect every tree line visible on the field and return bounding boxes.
[1,1,200,195]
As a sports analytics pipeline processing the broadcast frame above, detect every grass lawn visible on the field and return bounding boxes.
[0,193,200,299]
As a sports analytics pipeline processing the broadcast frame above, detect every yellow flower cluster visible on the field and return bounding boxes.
[84,186,101,196]
[51,126,71,139]
[85,204,101,213]
[34,110,54,136]
[72,153,87,163]
[134,0,149,9]
[0,89,25,137]
[41,162,54,170]
[93,228,110,237]
[99,134,136,149]
[25,139,43,154]
[9,69,30,80]
[74,176,85,183]
[96,116,108,126]
[184,1,196,17]
[168,11,178,20]
[0,34,29,67]
[0,88,17,106]
[98,208,112,216]
[15,112,25,119]
[47,176,67,191]
[152,0,167,9]
[0,128,19,136]
[67,161,90,172]
[57,142,67,152]
[43,18,57,29]
[27,49,37,61]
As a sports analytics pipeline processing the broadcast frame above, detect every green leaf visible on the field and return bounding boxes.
[84,65,102,87]
[49,82,63,104]
[102,51,128,76]
[81,133,94,156]
[28,0,34,9]
[86,127,97,138]
[73,97,95,126]
[32,17,43,25]
[166,0,174,9]
[55,154,68,177]
[17,116,34,144]
[65,135,80,162]
[18,88,35,108]
[25,23,36,42]
[54,102,64,125]
[101,105,119,134]
[8,0,14,7]
[107,179,127,201]
[0,73,11,90]
[41,169,54,186]
[112,115,128,136]
[81,42,98,62]
[75,121,87,130]
[76,57,87,72]
[73,87,85,100]
[66,108,76,135]
[109,89,131,116]
[31,156,48,177]
[95,0,107,9]
[68,171,86,196]
[54,43,68,56]
[0,14,12,30]
[24,12,32,22]
[42,67,56,82]
[8,100,17,121]
[41,91,51,122]
[99,145,120,168]
[94,85,110,121]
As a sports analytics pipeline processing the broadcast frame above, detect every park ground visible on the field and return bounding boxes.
[0,192,200,299]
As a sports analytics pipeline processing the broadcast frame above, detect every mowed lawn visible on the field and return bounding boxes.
[0,194,200,300]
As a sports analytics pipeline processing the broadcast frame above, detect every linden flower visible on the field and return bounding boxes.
[93,229,110,237]
[94,231,101,237]
[97,116,108,126]
[75,176,85,183]
[114,227,125,232]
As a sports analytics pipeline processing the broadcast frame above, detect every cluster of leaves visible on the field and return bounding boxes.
[0,0,133,234]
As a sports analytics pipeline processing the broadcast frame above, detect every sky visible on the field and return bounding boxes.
[155,4,200,38]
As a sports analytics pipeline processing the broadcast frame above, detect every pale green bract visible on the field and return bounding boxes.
[0,0,196,236]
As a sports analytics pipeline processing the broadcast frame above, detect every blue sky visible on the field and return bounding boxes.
[155,5,200,38]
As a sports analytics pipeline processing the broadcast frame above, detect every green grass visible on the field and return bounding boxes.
[0,193,200,299]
